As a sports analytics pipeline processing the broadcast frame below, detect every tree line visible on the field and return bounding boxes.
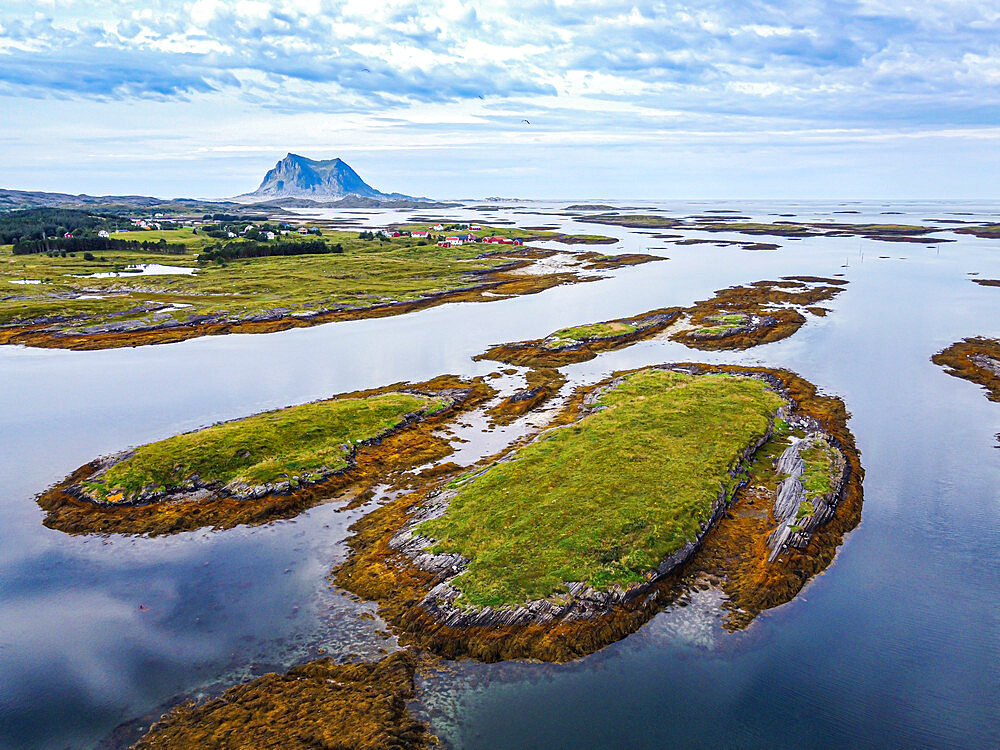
[197,240,341,262]
[13,236,187,256]
[0,208,118,244]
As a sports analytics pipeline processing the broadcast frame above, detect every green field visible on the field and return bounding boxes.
[86,391,447,502]
[548,321,638,346]
[418,370,785,607]
[0,228,528,331]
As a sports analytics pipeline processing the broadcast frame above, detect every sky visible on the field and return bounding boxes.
[1,0,999,200]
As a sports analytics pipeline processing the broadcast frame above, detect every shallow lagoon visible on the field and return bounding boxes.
[2,200,999,748]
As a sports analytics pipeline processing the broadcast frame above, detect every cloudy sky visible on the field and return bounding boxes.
[1,0,998,199]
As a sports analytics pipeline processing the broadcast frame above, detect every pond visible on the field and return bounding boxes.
[73,263,197,279]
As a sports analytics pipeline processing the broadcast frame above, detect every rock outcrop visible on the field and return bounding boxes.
[766,434,848,561]
[239,153,417,202]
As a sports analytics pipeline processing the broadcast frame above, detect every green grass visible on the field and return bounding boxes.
[417,370,785,607]
[707,313,748,324]
[800,440,836,498]
[86,392,446,501]
[548,321,637,346]
[0,230,523,329]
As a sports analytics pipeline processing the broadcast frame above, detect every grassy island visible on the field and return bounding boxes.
[38,375,494,535]
[86,392,447,503]
[418,370,785,607]
[478,277,846,367]
[333,364,864,661]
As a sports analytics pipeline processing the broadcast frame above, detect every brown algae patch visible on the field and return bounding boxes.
[484,368,568,426]
[933,337,1000,402]
[132,651,434,750]
[38,375,495,536]
[679,364,864,631]
[669,277,846,351]
[332,365,863,661]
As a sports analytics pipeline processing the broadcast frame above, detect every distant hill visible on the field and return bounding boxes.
[0,188,171,211]
[237,153,419,203]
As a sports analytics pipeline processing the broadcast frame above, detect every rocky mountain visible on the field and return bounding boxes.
[238,153,417,202]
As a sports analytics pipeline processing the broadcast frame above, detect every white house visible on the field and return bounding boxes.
[412,231,429,238]
[97,230,110,238]
[432,224,444,231]
[265,231,276,240]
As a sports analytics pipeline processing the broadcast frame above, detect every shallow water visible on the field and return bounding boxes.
[73,263,196,279]
[1,200,999,748]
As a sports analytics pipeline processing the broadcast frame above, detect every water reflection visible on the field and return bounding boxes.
[2,200,1000,748]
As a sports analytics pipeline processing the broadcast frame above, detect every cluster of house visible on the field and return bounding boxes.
[368,223,523,248]
[437,234,523,248]
[128,218,163,230]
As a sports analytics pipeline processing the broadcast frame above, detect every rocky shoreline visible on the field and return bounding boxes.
[37,376,495,535]
[332,365,863,661]
[2,248,662,351]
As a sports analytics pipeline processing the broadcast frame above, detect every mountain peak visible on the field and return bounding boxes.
[242,154,414,201]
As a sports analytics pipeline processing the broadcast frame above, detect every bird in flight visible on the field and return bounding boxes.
[521,119,531,124]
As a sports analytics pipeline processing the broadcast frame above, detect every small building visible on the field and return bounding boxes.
[437,241,452,247]
[432,224,444,231]
[470,224,482,231]
[97,230,110,238]
[297,227,309,234]
[265,231,276,240]
[227,231,236,238]
[444,236,465,245]
[411,231,429,238]
[64,232,73,238]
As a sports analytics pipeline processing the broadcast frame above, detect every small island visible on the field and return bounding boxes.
[476,276,846,367]
[38,375,494,535]
[576,213,968,243]
[334,364,862,661]
[933,337,1000,402]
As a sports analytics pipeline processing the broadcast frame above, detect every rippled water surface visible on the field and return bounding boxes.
[2,200,999,748]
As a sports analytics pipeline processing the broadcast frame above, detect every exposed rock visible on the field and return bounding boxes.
[766,434,848,561]
[237,153,418,202]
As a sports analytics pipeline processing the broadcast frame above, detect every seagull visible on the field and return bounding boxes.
[521,119,531,125]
